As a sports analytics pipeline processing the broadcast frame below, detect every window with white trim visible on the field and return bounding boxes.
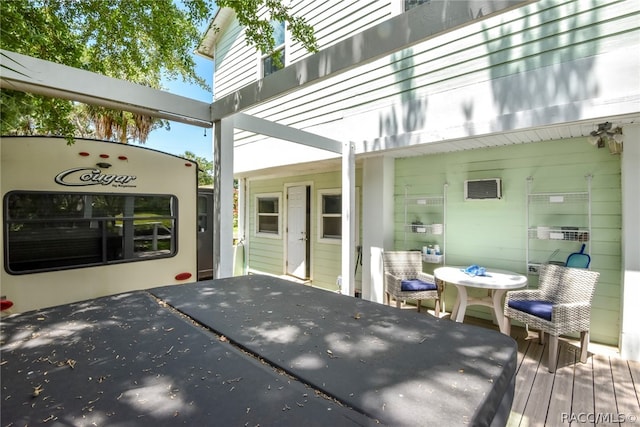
[316,188,361,245]
[261,20,285,77]
[318,189,342,243]
[255,193,281,237]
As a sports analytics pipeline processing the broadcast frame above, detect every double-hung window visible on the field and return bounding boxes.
[261,20,285,77]
[317,188,360,244]
[256,193,281,237]
[318,189,342,242]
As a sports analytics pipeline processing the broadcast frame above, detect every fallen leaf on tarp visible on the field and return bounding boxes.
[32,385,44,397]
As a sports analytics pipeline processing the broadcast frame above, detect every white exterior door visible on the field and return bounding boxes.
[287,185,308,279]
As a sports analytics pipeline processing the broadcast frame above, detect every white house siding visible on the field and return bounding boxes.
[287,0,394,63]
[209,0,637,347]
[213,1,394,100]
[394,138,622,346]
[246,169,362,292]
[229,0,638,175]
[212,17,256,98]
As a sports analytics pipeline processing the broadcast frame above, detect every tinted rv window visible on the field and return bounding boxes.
[4,192,177,274]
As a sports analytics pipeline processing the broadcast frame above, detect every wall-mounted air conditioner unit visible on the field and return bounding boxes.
[464,178,502,200]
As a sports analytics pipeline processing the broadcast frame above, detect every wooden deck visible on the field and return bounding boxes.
[402,303,640,426]
[506,326,640,426]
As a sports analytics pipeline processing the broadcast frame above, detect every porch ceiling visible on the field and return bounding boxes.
[363,113,640,159]
[237,113,639,180]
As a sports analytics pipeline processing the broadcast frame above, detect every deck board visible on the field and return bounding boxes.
[571,353,595,427]
[593,353,620,419]
[628,360,640,407]
[455,315,640,426]
[545,342,575,426]
[611,356,640,416]
[508,336,544,426]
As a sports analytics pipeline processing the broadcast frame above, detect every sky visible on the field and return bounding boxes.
[143,53,215,161]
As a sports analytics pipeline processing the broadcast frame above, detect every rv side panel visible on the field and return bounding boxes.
[1,136,198,313]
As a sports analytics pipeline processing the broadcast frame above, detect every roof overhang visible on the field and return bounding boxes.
[196,7,236,60]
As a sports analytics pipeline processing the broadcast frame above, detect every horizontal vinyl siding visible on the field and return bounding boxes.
[394,138,621,346]
[233,0,637,154]
[246,169,362,292]
[214,0,394,100]
[288,0,393,62]
[246,180,284,275]
[309,171,344,292]
[213,17,256,99]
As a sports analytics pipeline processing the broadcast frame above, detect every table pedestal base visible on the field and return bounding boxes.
[450,287,509,333]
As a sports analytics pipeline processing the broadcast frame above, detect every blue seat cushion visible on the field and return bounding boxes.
[401,279,437,291]
[508,299,553,321]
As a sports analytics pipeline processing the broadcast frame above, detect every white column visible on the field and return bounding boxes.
[213,117,235,278]
[362,156,395,303]
[620,123,640,361]
[341,141,356,296]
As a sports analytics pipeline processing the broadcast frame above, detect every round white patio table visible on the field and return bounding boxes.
[434,266,527,334]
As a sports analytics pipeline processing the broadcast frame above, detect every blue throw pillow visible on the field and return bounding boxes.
[508,299,553,321]
[401,279,437,291]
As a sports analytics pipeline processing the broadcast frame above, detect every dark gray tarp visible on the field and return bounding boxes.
[1,275,516,426]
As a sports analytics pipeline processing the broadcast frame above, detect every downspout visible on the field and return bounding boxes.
[240,177,248,275]
[341,141,356,296]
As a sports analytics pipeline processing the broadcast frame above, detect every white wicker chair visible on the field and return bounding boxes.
[504,263,600,372]
[382,251,442,316]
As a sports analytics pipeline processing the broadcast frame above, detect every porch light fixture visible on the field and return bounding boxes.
[587,122,623,154]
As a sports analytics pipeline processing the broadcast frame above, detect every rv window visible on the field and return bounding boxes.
[198,194,209,232]
[4,192,177,274]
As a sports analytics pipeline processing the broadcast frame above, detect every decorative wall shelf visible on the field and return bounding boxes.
[525,175,592,274]
[403,184,447,264]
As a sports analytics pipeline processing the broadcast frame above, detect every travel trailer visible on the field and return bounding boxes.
[1,136,213,313]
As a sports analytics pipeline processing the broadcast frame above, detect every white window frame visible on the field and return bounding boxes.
[317,189,341,244]
[255,192,282,238]
[258,20,286,78]
[316,188,361,245]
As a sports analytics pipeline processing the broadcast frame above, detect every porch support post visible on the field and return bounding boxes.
[213,117,235,279]
[620,123,640,362]
[361,156,395,304]
[341,141,356,296]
